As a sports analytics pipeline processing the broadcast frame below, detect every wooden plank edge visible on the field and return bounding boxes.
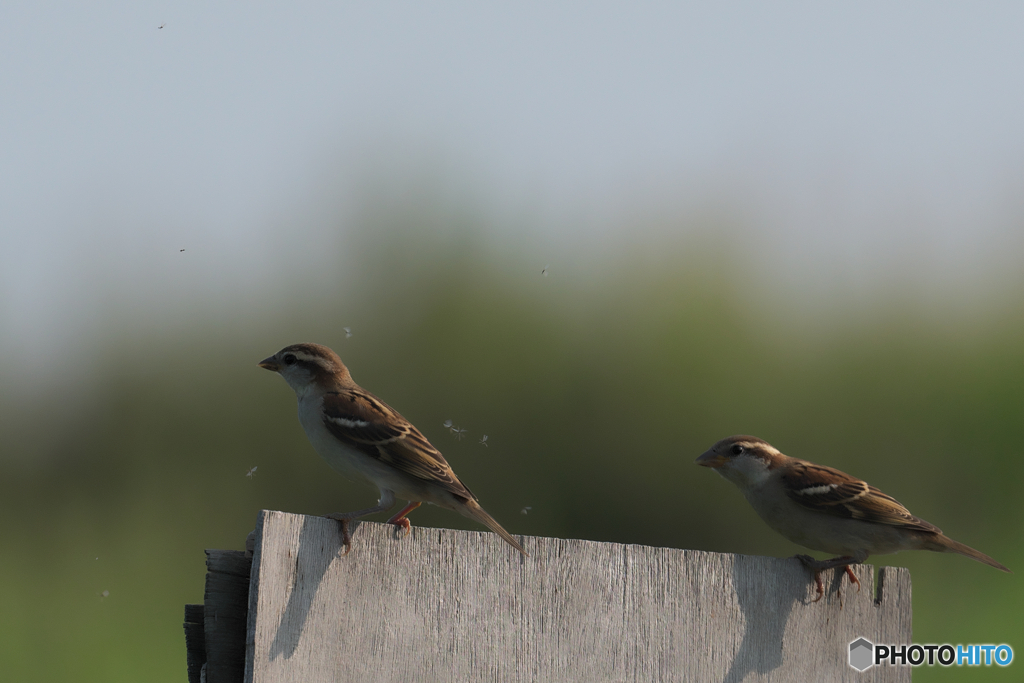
[243,511,269,683]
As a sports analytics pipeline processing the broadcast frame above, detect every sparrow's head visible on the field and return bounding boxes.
[259,342,350,394]
[696,435,784,489]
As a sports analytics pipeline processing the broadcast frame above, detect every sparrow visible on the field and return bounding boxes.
[259,342,527,556]
[696,435,1010,601]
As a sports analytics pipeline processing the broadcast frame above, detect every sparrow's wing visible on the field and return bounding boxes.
[781,460,940,533]
[320,389,475,500]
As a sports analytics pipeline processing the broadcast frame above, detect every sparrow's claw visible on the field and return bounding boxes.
[793,555,826,602]
[339,519,352,554]
[390,516,412,536]
[386,501,421,538]
[324,513,354,554]
[844,565,861,592]
[794,554,862,603]
[811,573,825,602]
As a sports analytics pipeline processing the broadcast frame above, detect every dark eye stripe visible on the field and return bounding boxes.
[283,350,333,369]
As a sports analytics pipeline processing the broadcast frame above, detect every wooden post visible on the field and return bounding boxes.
[183,603,206,683]
[184,550,253,683]
[187,509,912,682]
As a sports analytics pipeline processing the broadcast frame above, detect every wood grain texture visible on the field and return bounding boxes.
[245,510,911,682]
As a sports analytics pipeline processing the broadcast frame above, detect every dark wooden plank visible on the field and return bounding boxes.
[183,604,206,683]
[204,549,252,683]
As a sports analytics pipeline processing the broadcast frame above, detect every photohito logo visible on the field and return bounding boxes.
[849,637,1013,671]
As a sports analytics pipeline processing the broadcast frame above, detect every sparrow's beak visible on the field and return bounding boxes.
[258,356,280,372]
[695,449,727,468]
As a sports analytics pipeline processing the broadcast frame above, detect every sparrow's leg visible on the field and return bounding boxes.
[324,489,396,554]
[387,501,423,536]
[793,554,861,603]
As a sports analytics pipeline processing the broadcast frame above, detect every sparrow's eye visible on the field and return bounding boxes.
[283,354,297,366]
[730,444,745,456]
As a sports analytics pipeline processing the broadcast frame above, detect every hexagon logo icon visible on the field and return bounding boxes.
[849,637,874,671]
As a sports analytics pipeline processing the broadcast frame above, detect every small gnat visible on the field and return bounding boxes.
[452,427,468,441]
[344,327,353,338]
[521,506,532,515]
[479,435,488,447]
[100,590,110,598]
[541,265,549,277]
[246,466,258,478]
[158,23,166,29]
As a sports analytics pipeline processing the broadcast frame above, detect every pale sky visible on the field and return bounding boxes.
[3,2,1024,370]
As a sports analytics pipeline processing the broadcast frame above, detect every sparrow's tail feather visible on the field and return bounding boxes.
[931,534,1011,573]
[460,500,529,557]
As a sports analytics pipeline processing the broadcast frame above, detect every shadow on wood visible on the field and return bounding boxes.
[186,509,912,682]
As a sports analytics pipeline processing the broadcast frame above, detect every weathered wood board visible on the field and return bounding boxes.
[244,510,911,682]
[205,549,252,683]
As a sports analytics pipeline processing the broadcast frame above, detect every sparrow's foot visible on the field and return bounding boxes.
[793,555,826,602]
[339,519,352,554]
[324,514,354,554]
[386,501,422,538]
[844,565,861,593]
[793,554,860,603]
[809,572,825,602]
[322,491,400,555]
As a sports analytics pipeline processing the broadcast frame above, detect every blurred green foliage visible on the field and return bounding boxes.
[1,193,1021,682]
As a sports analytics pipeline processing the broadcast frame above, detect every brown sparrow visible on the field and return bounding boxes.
[260,342,527,556]
[697,435,1009,600]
